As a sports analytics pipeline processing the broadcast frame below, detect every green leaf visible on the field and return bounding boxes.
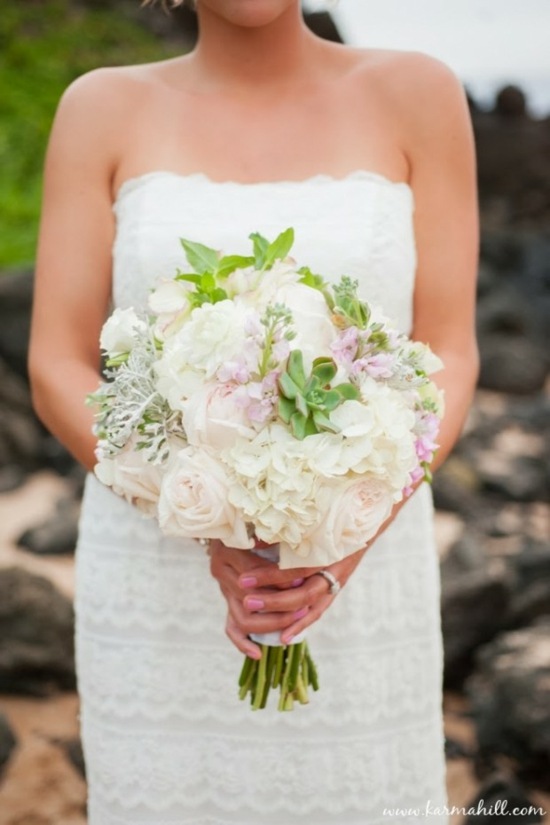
[298,266,326,290]
[290,410,308,440]
[199,272,216,293]
[249,232,270,269]
[303,375,320,396]
[312,410,340,433]
[216,255,255,279]
[278,396,295,424]
[334,383,360,400]
[290,411,317,440]
[180,239,219,274]
[312,358,337,385]
[211,287,228,303]
[287,350,306,387]
[105,353,129,368]
[263,228,294,269]
[321,390,343,411]
[175,271,202,285]
[279,372,300,400]
[295,392,309,418]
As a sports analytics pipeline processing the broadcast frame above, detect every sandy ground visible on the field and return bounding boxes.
[0,473,548,824]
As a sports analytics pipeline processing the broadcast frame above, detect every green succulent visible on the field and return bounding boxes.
[278,351,359,440]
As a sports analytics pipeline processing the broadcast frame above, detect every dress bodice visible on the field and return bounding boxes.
[111,169,416,333]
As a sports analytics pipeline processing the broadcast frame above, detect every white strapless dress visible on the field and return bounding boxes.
[75,170,448,825]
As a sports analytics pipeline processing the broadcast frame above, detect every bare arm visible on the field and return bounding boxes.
[29,70,133,470]
[210,55,480,655]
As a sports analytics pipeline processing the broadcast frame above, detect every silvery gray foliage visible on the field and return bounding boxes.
[91,332,185,465]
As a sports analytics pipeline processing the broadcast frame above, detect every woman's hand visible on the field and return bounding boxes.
[208,539,368,657]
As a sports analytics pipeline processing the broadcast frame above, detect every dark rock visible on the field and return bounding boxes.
[478,455,548,503]
[304,11,343,43]
[495,85,529,119]
[440,530,486,579]
[442,560,512,688]
[432,456,482,515]
[476,260,500,298]
[0,465,27,494]
[477,286,532,338]
[17,495,81,556]
[464,773,543,823]
[0,270,33,381]
[478,336,548,395]
[507,543,550,628]
[0,567,75,696]
[0,357,45,471]
[478,232,550,349]
[445,736,472,760]
[0,711,17,777]
[466,622,550,790]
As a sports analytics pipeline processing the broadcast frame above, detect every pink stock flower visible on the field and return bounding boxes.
[217,360,250,384]
[415,435,438,463]
[331,327,359,365]
[402,465,425,498]
[353,352,396,379]
[233,371,280,425]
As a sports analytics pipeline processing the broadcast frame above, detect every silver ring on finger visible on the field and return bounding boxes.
[314,569,341,596]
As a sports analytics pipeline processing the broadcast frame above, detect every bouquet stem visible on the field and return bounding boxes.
[238,640,319,711]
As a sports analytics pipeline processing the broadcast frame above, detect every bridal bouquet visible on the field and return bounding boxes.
[89,228,444,710]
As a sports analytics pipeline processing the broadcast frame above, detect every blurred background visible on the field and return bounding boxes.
[0,1,548,822]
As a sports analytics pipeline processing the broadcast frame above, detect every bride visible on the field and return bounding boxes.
[29,1,479,822]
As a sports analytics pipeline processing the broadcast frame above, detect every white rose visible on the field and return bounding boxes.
[183,381,256,450]
[94,445,162,517]
[275,282,335,370]
[99,308,146,358]
[231,261,301,308]
[167,300,250,378]
[158,447,252,548]
[154,335,204,410]
[279,477,394,569]
[148,280,193,341]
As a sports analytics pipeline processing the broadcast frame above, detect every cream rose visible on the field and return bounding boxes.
[94,444,162,517]
[158,447,252,548]
[279,477,394,569]
[183,381,256,451]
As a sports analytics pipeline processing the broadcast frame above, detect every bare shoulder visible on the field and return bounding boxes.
[349,47,469,118]
[55,62,162,127]
[345,47,474,173]
[48,60,176,182]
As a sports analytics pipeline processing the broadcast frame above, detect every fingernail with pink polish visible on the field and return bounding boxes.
[241,576,257,588]
[246,598,265,611]
[282,634,294,646]
[292,607,308,620]
[291,578,305,587]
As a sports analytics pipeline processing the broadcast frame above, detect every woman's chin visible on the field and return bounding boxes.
[200,0,298,28]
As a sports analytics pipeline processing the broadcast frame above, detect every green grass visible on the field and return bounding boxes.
[0,1,179,269]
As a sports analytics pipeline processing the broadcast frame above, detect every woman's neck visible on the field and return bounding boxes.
[188,3,323,93]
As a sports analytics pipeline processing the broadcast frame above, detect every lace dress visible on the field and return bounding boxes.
[75,170,448,825]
